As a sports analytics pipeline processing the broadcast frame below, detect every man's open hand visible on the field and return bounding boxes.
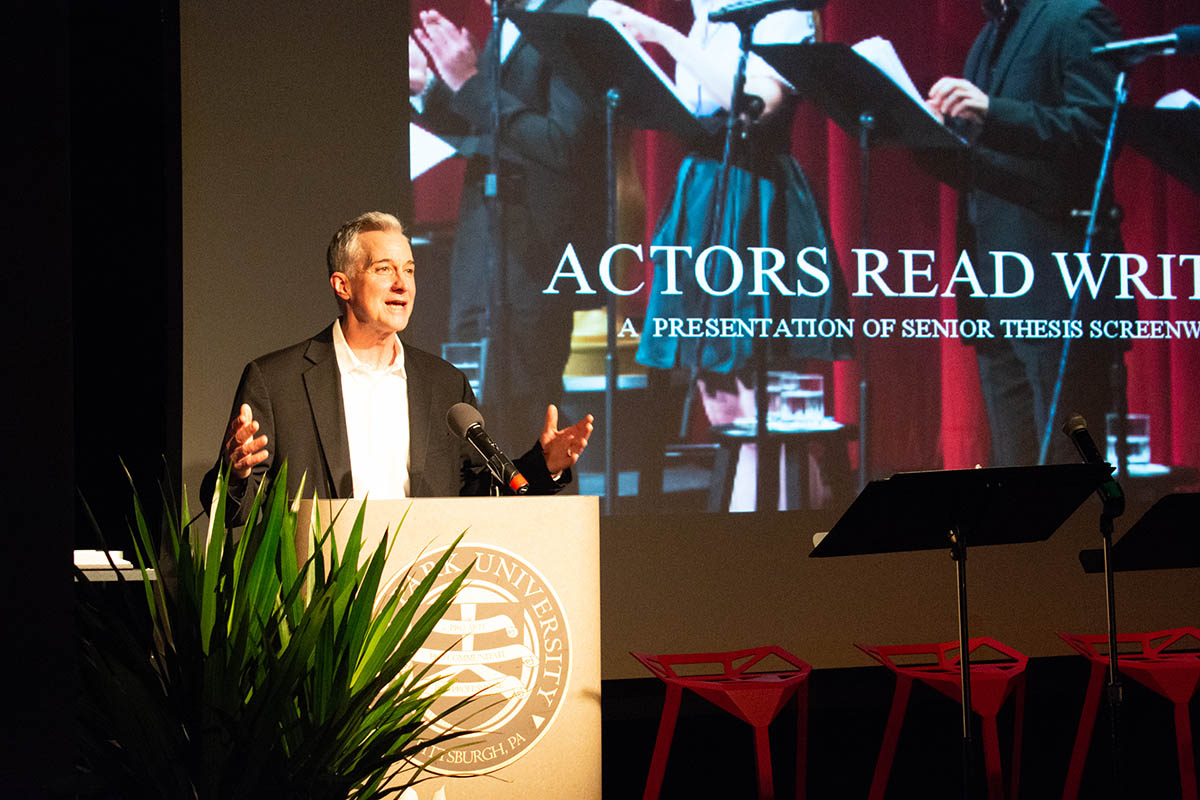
[222,403,269,480]
[539,404,594,476]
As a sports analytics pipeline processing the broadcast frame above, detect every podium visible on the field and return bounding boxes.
[298,495,601,799]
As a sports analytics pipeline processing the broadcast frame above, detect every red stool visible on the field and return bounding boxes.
[1058,628,1200,800]
[631,646,812,800]
[856,638,1028,800]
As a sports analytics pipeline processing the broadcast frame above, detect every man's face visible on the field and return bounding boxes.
[336,230,416,336]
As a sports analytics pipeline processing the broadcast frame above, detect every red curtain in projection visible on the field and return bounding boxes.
[413,0,1200,476]
[633,0,1200,475]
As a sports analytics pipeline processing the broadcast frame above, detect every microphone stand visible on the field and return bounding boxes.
[1067,419,1128,790]
[1095,474,1126,789]
[1044,75,1130,782]
[1042,64,1133,785]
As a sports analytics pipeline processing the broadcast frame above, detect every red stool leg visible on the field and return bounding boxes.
[869,674,913,800]
[795,681,808,800]
[1010,672,1026,800]
[1062,661,1106,800]
[643,683,683,800]
[753,723,775,800]
[1173,700,1197,800]
[981,712,1003,800]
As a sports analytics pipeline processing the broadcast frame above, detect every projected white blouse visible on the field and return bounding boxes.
[676,0,814,116]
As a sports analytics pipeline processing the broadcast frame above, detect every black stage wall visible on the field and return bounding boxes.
[3,0,181,794]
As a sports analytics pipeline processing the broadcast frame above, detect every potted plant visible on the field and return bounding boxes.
[74,463,476,799]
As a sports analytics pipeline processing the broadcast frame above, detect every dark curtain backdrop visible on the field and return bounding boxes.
[413,0,1200,475]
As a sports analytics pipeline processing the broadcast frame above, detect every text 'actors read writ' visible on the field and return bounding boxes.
[543,243,1200,301]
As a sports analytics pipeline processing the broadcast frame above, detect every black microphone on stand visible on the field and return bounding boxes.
[708,0,827,26]
[1062,413,1124,516]
[447,403,530,495]
[1091,26,1200,64]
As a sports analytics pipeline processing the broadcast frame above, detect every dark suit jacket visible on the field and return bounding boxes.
[200,324,565,525]
[956,0,1132,326]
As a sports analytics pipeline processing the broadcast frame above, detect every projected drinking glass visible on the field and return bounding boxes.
[767,371,801,424]
[781,374,825,423]
[1106,412,1150,465]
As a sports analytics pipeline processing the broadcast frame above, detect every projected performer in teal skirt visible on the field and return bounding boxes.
[592,0,851,509]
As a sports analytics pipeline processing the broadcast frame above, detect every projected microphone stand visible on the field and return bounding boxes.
[1038,68,1129,473]
[685,9,779,508]
[681,0,833,510]
[484,0,509,414]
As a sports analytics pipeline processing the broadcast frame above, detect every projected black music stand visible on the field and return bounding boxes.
[756,43,967,489]
[1123,107,1200,196]
[507,11,707,513]
[812,463,1108,798]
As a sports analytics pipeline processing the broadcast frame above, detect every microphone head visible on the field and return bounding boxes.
[446,402,485,438]
[1061,412,1088,436]
[1177,25,1200,55]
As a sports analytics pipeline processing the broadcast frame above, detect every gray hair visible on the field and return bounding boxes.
[326,211,405,278]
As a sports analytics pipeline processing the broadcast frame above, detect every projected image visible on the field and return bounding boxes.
[407,0,1200,515]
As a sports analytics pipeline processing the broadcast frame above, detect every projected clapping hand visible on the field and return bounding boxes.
[409,34,430,95]
[414,9,479,92]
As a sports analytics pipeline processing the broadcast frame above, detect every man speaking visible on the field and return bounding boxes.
[201,211,593,525]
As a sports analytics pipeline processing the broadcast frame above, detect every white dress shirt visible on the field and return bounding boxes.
[332,320,411,499]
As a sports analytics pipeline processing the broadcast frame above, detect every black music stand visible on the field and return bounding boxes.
[1080,492,1200,573]
[812,463,1108,798]
[756,43,967,490]
[507,11,708,513]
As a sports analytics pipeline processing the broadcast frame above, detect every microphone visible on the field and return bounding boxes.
[1061,413,1124,515]
[446,403,530,495]
[708,0,827,27]
[1091,26,1200,64]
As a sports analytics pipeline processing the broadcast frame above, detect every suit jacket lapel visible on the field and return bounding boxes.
[302,325,353,498]
[404,341,433,493]
[989,0,1047,96]
[963,23,990,88]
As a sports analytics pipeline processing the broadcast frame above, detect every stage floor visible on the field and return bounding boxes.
[602,656,1199,798]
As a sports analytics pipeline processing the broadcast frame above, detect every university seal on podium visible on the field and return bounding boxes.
[386,542,572,775]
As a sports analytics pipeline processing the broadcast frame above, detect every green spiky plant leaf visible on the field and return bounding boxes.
[74,463,478,799]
